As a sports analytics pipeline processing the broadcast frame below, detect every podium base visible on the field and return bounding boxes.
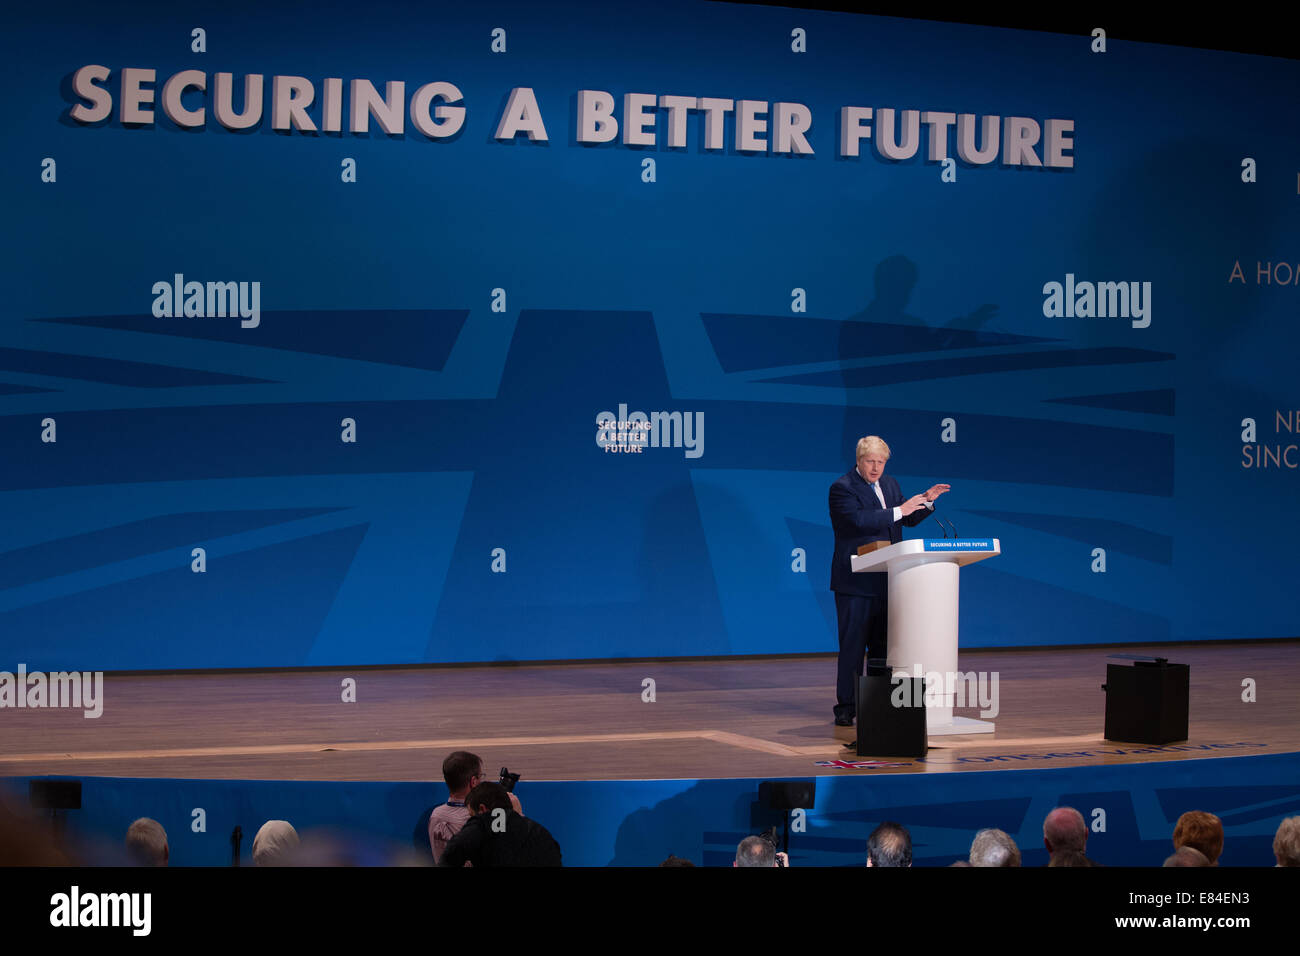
[928,716,996,736]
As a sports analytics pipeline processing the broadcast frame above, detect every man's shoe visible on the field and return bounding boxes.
[834,714,854,726]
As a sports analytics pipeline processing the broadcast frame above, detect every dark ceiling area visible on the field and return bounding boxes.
[721,2,1299,61]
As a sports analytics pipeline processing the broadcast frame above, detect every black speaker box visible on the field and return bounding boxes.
[758,780,816,810]
[856,674,927,758]
[29,779,82,811]
[1103,660,1189,745]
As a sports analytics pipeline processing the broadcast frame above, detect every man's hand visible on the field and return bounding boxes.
[775,851,790,867]
[924,483,951,502]
[901,493,930,516]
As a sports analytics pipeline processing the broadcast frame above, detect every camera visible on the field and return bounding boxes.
[758,826,785,866]
[499,767,520,792]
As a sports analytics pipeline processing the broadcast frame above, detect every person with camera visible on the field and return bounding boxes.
[438,782,562,867]
[429,751,523,864]
[733,835,790,867]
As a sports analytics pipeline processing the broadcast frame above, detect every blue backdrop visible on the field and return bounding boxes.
[2,2,1297,670]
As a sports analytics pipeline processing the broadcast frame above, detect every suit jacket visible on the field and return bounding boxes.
[828,469,933,597]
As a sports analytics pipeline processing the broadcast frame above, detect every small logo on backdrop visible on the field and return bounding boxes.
[814,759,912,770]
[1228,259,1298,286]
[595,403,704,458]
[1241,410,1298,469]
[151,274,261,328]
[1042,274,1151,328]
[0,664,103,718]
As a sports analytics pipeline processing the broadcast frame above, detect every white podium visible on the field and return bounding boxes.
[851,538,1001,736]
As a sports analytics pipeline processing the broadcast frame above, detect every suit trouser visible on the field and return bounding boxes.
[834,591,888,718]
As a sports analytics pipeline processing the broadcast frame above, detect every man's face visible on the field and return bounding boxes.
[858,454,887,484]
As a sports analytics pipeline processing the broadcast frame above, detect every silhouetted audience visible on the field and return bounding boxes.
[0,796,77,865]
[438,782,560,867]
[125,817,168,866]
[6,776,1284,869]
[969,828,1020,867]
[252,820,300,866]
[1172,811,1223,865]
[866,822,912,867]
[1273,816,1300,867]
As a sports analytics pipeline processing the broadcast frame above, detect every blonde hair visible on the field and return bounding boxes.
[125,817,168,866]
[856,436,891,462]
[1274,816,1300,866]
[253,820,300,866]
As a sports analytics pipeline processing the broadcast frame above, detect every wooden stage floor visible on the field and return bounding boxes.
[3,641,1296,782]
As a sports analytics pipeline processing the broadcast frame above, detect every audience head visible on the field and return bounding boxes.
[125,818,169,866]
[465,781,513,817]
[734,835,776,868]
[1273,816,1300,867]
[1163,846,1210,867]
[1172,811,1223,865]
[969,828,1020,867]
[866,821,912,867]
[442,751,485,797]
[659,854,696,867]
[252,820,300,866]
[1043,807,1088,855]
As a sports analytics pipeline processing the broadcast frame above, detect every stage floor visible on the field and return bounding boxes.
[3,641,1296,782]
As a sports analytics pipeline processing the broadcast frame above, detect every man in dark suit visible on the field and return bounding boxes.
[829,436,949,725]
